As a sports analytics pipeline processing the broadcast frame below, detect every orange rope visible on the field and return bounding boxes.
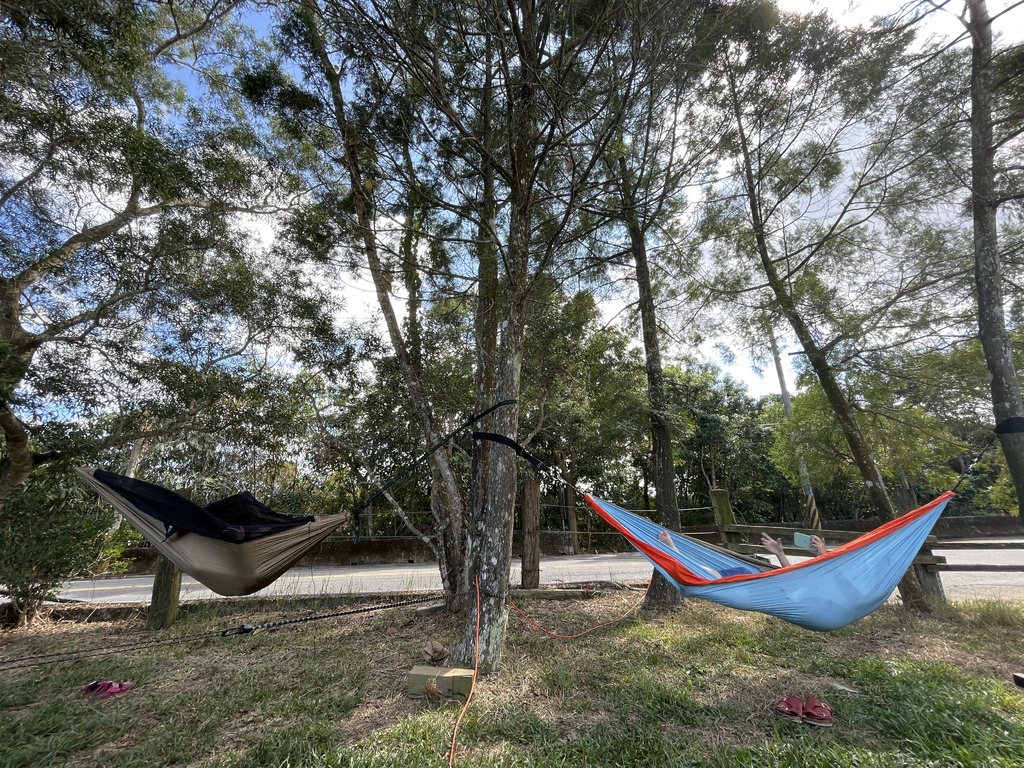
[448,573,481,766]
[507,580,651,639]
[447,579,649,763]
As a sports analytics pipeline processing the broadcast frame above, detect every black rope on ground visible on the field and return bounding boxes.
[2,582,619,672]
[0,592,459,671]
[218,593,446,635]
[0,629,228,671]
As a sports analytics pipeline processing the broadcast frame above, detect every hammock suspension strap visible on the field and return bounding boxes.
[352,400,517,541]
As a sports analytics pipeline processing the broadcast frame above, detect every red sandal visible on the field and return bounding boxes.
[802,696,833,727]
[775,695,803,722]
[80,680,113,696]
[99,681,134,699]
[81,680,133,699]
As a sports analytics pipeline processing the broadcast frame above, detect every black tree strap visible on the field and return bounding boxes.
[353,400,517,541]
[952,417,1024,492]
[472,432,562,485]
[995,417,1024,435]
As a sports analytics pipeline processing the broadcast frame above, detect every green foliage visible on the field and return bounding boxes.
[681,6,1000,524]
[4,0,1022,607]
[667,364,798,523]
[0,467,118,626]
[91,366,363,531]
[773,339,1017,518]
[518,285,650,508]
[0,1,343,497]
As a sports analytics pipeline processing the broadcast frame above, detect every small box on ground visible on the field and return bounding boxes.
[441,668,475,698]
[409,665,444,698]
[408,665,475,699]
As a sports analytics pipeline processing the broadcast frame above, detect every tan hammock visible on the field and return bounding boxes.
[75,467,347,596]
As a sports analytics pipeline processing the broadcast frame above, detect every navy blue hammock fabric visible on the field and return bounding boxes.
[585,492,954,631]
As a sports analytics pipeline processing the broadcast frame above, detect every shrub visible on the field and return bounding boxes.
[0,466,119,627]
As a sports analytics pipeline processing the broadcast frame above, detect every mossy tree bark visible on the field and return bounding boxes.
[521,474,541,589]
[147,554,181,631]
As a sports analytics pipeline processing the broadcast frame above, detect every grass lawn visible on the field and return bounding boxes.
[2,588,1024,767]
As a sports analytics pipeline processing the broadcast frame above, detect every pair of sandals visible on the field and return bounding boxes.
[80,680,134,699]
[775,695,833,727]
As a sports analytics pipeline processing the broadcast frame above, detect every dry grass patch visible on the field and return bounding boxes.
[2,589,1024,767]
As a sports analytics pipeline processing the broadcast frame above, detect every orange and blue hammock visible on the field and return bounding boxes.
[585,491,954,631]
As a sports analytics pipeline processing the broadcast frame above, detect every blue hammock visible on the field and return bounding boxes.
[585,492,953,631]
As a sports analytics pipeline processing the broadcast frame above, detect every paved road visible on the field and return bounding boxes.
[59,553,658,603]
[937,551,1024,601]
[60,545,1024,604]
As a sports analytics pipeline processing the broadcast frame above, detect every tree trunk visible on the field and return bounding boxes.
[895,472,945,601]
[726,71,926,609]
[617,158,682,607]
[453,1,544,670]
[399,143,423,369]
[521,474,540,589]
[456,285,527,670]
[471,32,500,600]
[301,1,470,605]
[0,403,37,498]
[554,453,581,555]
[565,485,579,556]
[966,0,1024,514]
[147,554,181,630]
[0,280,44,493]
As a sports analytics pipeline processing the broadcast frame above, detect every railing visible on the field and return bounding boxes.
[918,539,1024,573]
[709,488,1024,599]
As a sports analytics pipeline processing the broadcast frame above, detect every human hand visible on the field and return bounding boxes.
[809,535,826,556]
[759,532,784,558]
